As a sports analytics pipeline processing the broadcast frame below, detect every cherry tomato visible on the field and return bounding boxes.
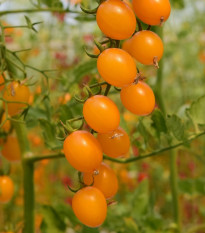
[97,48,137,87]
[1,112,11,132]
[63,131,102,172]
[0,176,14,203]
[96,0,136,40]
[0,75,5,91]
[132,0,171,25]
[127,30,164,66]
[120,81,155,116]
[83,95,120,133]
[72,187,107,227]
[1,135,21,162]
[97,127,130,158]
[83,162,118,199]
[3,81,30,116]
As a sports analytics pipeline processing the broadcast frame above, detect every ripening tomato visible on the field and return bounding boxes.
[120,81,155,116]
[132,0,171,25]
[0,75,5,91]
[1,112,11,132]
[1,135,21,162]
[3,81,30,116]
[0,176,14,203]
[83,95,120,133]
[63,131,103,172]
[97,127,130,158]
[97,48,137,87]
[127,31,164,66]
[72,187,107,227]
[83,162,118,199]
[96,0,136,40]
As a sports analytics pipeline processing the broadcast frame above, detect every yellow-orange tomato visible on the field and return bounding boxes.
[123,0,133,9]
[1,112,11,132]
[72,187,107,227]
[128,30,164,66]
[3,81,30,116]
[97,127,130,158]
[97,48,137,87]
[120,81,155,116]
[63,131,103,172]
[83,95,120,133]
[0,176,14,203]
[132,0,171,25]
[83,162,118,199]
[122,38,133,54]
[0,75,5,91]
[96,0,136,40]
[1,135,21,162]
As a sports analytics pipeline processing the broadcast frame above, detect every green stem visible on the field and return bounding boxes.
[13,120,34,233]
[104,84,111,96]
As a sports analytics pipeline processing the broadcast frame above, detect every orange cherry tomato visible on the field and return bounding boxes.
[83,162,118,199]
[1,112,11,132]
[97,48,137,87]
[97,127,130,158]
[0,176,14,203]
[127,30,164,66]
[0,75,5,91]
[132,0,171,25]
[122,38,133,55]
[1,135,21,162]
[72,187,107,227]
[63,131,103,172]
[120,81,155,116]
[96,0,136,40]
[3,81,30,116]
[83,95,120,133]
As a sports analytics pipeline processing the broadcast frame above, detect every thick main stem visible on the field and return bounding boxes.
[13,121,34,233]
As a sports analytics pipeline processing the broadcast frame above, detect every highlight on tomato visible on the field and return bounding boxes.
[83,162,119,199]
[132,0,171,25]
[63,130,103,172]
[97,48,137,87]
[120,81,155,116]
[72,186,107,227]
[97,127,130,158]
[96,0,136,40]
[0,176,14,203]
[83,95,120,133]
[3,81,30,116]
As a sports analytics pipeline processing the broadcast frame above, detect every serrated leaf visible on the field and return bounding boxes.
[166,114,185,141]
[151,109,167,138]
[187,95,205,125]
[138,119,149,146]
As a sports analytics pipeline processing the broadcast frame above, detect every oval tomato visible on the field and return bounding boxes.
[0,176,14,203]
[83,95,120,133]
[3,81,30,116]
[97,48,137,87]
[63,131,103,172]
[1,112,11,132]
[83,162,118,199]
[1,135,21,162]
[120,81,155,116]
[72,187,107,227]
[127,30,164,66]
[96,0,136,40]
[97,127,130,158]
[132,0,171,25]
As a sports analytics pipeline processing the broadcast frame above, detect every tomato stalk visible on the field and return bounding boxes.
[13,120,34,233]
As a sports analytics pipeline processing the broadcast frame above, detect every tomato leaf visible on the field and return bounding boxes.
[151,109,167,138]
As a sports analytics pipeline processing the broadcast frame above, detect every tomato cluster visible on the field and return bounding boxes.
[63,0,171,228]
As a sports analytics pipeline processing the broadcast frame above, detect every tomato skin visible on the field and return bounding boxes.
[3,81,30,116]
[1,112,11,132]
[63,131,103,172]
[120,81,155,116]
[83,162,118,199]
[72,187,107,227]
[97,48,137,87]
[127,31,164,65]
[83,95,120,133]
[96,0,136,40]
[0,176,14,203]
[1,135,21,162]
[0,75,5,91]
[132,0,171,25]
[97,127,130,158]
